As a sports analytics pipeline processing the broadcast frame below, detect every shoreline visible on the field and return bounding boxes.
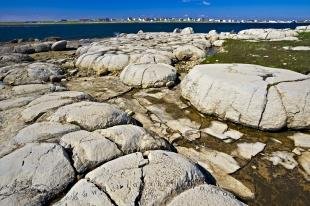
[0,21,309,26]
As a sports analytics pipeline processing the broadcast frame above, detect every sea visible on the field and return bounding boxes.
[0,22,309,42]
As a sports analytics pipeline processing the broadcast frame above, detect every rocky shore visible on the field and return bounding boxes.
[0,26,310,205]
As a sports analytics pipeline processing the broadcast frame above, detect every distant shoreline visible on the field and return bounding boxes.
[0,21,306,26]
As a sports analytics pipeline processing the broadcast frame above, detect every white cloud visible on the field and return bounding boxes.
[181,0,211,6]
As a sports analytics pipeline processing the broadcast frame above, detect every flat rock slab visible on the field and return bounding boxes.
[21,91,90,122]
[181,64,310,131]
[0,143,75,205]
[298,151,310,178]
[167,184,245,206]
[0,53,33,67]
[120,63,177,88]
[176,147,254,200]
[1,62,64,86]
[264,151,298,170]
[0,96,36,111]
[288,133,310,148]
[49,101,135,131]
[66,76,132,101]
[13,122,80,144]
[232,142,266,160]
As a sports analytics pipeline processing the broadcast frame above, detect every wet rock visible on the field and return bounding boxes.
[51,40,67,51]
[298,151,310,179]
[181,64,310,130]
[49,101,135,131]
[177,147,254,200]
[232,142,266,160]
[13,122,80,144]
[120,63,177,88]
[288,133,310,148]
[177,147,240,174]
[167,184,246,206]
[66,76,132,101]
[21,91,90,122]
[174,45,206,61]
[95,124,171,153]
[1,62,64,86]
[60,130,122,173]
[202,121,228,140]
[54,179,115,206]
[0,143,75,205]
[265,151,298,170]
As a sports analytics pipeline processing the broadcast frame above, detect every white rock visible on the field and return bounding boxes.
[130,53,172,65]
[265,151,298,170]
[21,91,89,122]
[49,101,134,131]
[202,121,229,140]
[95,125,170,153]
[298,151,310,177]
[54,179,115,206]
[86,152,147,206]
[288,133,310,148]
[120,63,177,88]
[13,122,80,144]
[60,130,122,173]
[51,40,67,51]
[181,64,310,130]
[174,45,206,61]
[233,142,266,160]
[213,40,225,47]
[180,27,194,34]
[167,184,246,206]
[0,143,75,205]
[0,96,35,111]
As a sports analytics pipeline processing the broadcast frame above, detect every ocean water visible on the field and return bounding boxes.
[0,22,308,42]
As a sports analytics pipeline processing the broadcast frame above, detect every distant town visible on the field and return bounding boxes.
[1,17,310,24]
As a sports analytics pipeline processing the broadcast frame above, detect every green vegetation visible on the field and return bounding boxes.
[204,32,310,74]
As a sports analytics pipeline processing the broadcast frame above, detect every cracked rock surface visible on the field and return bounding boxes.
[181,64,310,131]
[0,143,75,205]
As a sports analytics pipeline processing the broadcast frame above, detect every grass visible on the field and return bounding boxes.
[204,32,310,74]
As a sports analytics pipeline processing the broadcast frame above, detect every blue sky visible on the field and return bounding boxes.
[0,0,309,21]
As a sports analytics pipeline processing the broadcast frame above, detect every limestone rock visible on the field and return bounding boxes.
[181,64,310,130]
[177,147,254,200]
[86,152,147,206]
[298,151,310,178]
[232,142,266,160]
[180,27,194,35]
[0,53,33,66]
[1,62,64,86]
[265,151,298,170]
[0,143,75,205]
[174,45,206,61]
[51,40,67,51]
[13,122,80,144]
[0,96,35,111]
[120,63,177,88]
[140,150,206,205]
[213,40,225,47]
[167,184,245,206]
[54,179,115,206]
[21,91,89,122]
[130,53,172,65]
[95,125,170,153]
[288,133,310,148]
[49,101,135,131]
[60,130,122,173]
[66,76,132,101]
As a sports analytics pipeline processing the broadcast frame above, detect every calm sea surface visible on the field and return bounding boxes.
[0,22,308,42]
